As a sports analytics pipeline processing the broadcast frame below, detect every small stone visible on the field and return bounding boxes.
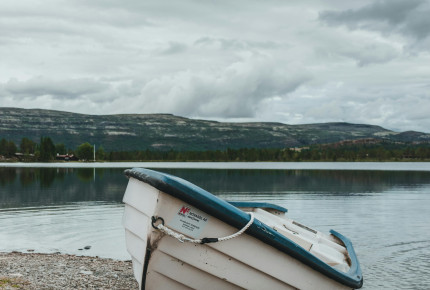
[80,270,93,275]
[84,246,91,250]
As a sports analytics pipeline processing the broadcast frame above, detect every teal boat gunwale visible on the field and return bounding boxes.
[124,168,363,289]
[227,201,288,213]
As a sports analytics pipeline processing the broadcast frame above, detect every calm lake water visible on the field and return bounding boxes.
[1,162,430,289]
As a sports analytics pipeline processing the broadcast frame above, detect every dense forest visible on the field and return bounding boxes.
[106,143,430,162]
[1,137,429,162]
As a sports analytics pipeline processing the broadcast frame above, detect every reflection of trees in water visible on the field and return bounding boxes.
[40,168,57,188]
[97,168,105,179]
[160,169,430,195]
[0,168,127,208]
[0,168,16,186]
[1,167,430,208]
[77,168,94,182]
[19,168,37,187]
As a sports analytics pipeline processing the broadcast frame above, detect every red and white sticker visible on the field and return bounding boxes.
[169,205,209,238]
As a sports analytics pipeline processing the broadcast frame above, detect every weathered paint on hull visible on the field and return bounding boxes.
[123,177,354,290]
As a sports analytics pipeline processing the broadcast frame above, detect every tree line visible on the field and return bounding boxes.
[0,137,105,162]
[107,143,430,162]
[1,136,429,162]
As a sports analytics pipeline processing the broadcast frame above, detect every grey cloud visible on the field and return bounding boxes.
[80,0,262,24]
[158,42,188,55]
[129,55,310,118]
[1,0,429,133]
[4,77,110,100]
[311,25,402,66]
[405,10,430,39]
[273,82,430,133]
[0,3,152,29]
[319,0,430,40]
[194,37,280,51]
[194,37,246,50]
[337,43,399,66]
[320,0,423,25]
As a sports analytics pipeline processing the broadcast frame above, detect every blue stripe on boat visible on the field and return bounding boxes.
[125,168,363,289]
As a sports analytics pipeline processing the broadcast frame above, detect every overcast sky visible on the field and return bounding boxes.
[1,0,429,132]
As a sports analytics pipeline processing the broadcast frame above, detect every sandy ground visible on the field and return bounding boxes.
[0,252,139,289]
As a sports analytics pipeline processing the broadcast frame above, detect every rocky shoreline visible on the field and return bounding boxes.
[0,252,139,289]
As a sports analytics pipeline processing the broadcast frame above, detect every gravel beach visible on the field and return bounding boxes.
[0,252,139,289]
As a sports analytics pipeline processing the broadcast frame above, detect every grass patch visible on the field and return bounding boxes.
[0,277,29,289]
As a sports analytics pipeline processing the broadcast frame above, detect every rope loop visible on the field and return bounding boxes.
[152,212,255,244]
[151,216,165,229]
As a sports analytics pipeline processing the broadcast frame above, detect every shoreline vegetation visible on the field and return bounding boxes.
[1,136,430,163]
[0,252,138,289]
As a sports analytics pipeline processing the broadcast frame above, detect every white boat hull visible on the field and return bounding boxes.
[123,174,359,290]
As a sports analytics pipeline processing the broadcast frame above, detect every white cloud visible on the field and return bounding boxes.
[0,0,429,133]
[114,54,310,118]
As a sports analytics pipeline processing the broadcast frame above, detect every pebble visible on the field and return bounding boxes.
[0,252,139,289]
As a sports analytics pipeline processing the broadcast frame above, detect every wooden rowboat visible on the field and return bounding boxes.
[122,168,363,289]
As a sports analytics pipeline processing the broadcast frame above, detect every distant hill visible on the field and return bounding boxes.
[1,107,429,151]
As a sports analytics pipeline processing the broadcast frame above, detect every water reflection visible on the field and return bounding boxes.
[0,168,128,208]
[76,168,95,182]
[2,167,430,209]
[20,168,37,187]
[160,168,430,195]
[0,167,17,186]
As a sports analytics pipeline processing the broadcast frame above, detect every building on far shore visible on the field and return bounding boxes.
[289,147,310,152]
[13,152,36,161]
[56,154,79,161]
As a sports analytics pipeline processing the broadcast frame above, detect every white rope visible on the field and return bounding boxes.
[154,212,255,244]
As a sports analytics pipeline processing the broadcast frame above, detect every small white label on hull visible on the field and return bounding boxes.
[169,205,209,238]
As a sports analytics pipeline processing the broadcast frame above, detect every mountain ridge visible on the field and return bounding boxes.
[1,107,429,151]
